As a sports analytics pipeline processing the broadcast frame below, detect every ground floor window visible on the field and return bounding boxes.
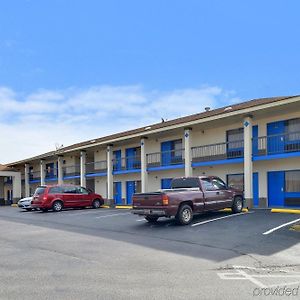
[285,170,300,192]
[227,174,244,191]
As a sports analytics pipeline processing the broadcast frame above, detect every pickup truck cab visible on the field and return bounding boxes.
[131,176,244,225]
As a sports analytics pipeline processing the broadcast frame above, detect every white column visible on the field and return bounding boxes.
[24,164,30,197]
[12,172,22,203]
[80,151,86,187]
[244,116,253,208]
[107,145,114,202]
[184,128,193,177]
[141,138,148,193]
[57,156,63,185]
[40,160,45,186]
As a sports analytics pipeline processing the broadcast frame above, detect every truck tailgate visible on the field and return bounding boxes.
[132,192,164,207]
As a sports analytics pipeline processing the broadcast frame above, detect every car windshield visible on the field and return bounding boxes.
[34,187,46,195]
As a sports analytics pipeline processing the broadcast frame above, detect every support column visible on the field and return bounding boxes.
[80,151,86,187]
[184,128,193,177]
[244,115,253,209]
[141,137,148,193]
[40,160,45,186]
[57,156,63,185]
[12,172,22,204]
[24,164,30,197]
[107,145,114,205]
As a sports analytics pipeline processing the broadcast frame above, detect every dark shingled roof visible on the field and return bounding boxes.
[6,95,299,166]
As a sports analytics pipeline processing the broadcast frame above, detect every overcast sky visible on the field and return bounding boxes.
[0,0,300,163]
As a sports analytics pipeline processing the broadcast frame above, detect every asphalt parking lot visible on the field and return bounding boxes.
[0,207,299,300]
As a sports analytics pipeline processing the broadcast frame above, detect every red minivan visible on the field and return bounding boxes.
[31,185,104,212]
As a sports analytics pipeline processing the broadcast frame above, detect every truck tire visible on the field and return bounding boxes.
[176,204,193,225]
[232,196,243,214]
[145,216,159,223]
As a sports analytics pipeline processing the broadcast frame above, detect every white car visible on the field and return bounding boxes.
[18,197,33,211]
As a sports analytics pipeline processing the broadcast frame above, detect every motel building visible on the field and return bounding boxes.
[1,96,300,209]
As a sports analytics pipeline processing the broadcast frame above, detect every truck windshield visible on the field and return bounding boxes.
[171,178,200,189]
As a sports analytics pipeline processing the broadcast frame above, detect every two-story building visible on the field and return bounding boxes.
[2,96,300,209]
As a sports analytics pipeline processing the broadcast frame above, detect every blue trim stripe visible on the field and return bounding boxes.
[147,164,184,172]
[253,151,300,161]
[192,158,243,167]
[113,169,141,175]
[86,172,107,177]
[63,175,80,180]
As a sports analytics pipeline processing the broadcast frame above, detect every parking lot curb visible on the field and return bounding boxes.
[271,208,300,214]
[221,208,248,213]
[115,205,132,209]
[290,224,300,232]
[11,204,18,207]
[101,205,110,208]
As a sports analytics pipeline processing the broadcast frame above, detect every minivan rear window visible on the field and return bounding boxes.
[34,187,46,195]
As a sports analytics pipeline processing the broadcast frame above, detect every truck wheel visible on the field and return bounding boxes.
[145,216,159,223]
[176,204,193,225]
[232,196,243,214]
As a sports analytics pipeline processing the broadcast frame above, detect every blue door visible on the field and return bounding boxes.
[161,178,172,189]
[114,182,122,204]
[126,181,136,205]
[268,171,285,207]
[267,121,285,154]
[252,125,259,156]
[161,141,172,166]
[253,172,259,207]
[126,148,136,170]
[113,150,122,171]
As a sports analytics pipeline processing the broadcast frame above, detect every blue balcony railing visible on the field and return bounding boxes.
[147,149,185,168]
[192,140,244,163]
[63,165,80,178]
[28,171,41,183]
[45,168,58,181]
[253,131,300,156]
[86,160,107,175]
[113,156,141,171]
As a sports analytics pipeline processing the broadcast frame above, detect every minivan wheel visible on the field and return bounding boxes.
[52,201,63,212]
[92,199,101,209]
[176,204,193,225]
[232,196,243,214]
[145,216,159,223]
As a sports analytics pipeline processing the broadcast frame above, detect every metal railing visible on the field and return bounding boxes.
[192,140,244,162]
[45,168,58,180]
[86,160,107,174]
[147,149,185,168]
[28,171,41,182]
[62,165,80,177]
[253,131,300,156]
[113,156,141,171]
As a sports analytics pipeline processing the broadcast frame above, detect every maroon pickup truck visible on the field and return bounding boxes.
[131,176,244,225]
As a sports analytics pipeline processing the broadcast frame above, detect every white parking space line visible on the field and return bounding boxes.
[95,212,131,219]
[262,218,300,235]
[191,211,253,227]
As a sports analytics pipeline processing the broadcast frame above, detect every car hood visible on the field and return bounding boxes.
[19,197,33,202]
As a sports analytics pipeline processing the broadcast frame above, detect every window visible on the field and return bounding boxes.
[227,128,244,149]
[34,187,46,195]
[201,178,216,191]
[49,186,63,194]
[285,119,300,143]
[227,174,244,191]
[173,140,183,158]
[211,178,227,190]
[285,171,300,192]
[63,186,77,194]
[76,187,89,194]
[171,178,199,189]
